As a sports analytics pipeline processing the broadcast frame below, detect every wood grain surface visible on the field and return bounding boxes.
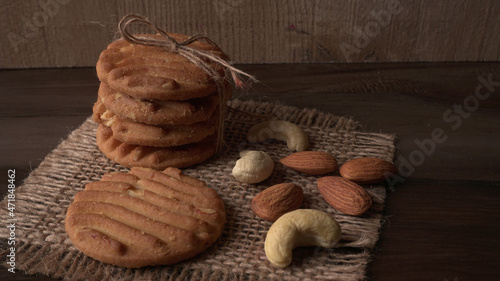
[2,0,499,68]
[1,63,500,280]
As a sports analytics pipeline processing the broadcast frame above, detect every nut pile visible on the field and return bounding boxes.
[232,120,397,268]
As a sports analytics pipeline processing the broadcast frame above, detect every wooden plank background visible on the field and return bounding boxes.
[1,0,499,68]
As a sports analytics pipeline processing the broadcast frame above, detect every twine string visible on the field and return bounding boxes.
[118,14,259,153]
[118,14,257,88]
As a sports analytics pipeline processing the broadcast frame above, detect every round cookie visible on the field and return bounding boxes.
[93,98,220,147]
[98,82,223,125]
[65,166,226,268]
[96,33,228,101]
[96,124,218,170]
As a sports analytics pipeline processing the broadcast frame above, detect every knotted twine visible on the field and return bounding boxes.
[118,14,259,153]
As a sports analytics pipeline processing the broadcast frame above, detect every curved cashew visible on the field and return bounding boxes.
[247,120,309,151]
[264,209,341,268]
[232,150,274,183]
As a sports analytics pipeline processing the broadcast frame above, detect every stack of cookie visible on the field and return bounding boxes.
[92,33,231,170]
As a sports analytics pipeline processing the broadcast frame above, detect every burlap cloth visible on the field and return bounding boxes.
[1,99,396,281]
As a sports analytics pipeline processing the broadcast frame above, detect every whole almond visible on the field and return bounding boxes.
[251,183,304,221]
[317,176,372,216]
[280,151,338,175]
[339,157,397,185]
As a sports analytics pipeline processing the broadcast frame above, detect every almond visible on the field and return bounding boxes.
[280,151,338,175]
[317,176,372,216]
[251,183,303,221]
[339,157,397,185]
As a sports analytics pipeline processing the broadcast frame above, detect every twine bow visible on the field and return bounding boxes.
[117,14,259,154]
[118,14,257,89]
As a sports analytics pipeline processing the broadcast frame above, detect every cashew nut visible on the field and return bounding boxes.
[247,120,309,151]
[264,209,341,268]
[232,150,274,183]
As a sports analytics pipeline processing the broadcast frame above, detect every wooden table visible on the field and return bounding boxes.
[1,63,499,281]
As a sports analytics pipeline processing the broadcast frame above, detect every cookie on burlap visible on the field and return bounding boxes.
[96,124,217,170]
[65,166,226,268]
[98,82,225,125]
[96,33,228,101]
[93,99,219,147]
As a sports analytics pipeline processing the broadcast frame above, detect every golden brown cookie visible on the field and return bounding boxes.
[93,98,220,147]
[65,166,226,268]
[96,124,217,170]
[96,33,228,101]
[98,82,224,125]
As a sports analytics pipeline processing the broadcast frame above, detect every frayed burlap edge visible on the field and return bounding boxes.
[1,99,396,281]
